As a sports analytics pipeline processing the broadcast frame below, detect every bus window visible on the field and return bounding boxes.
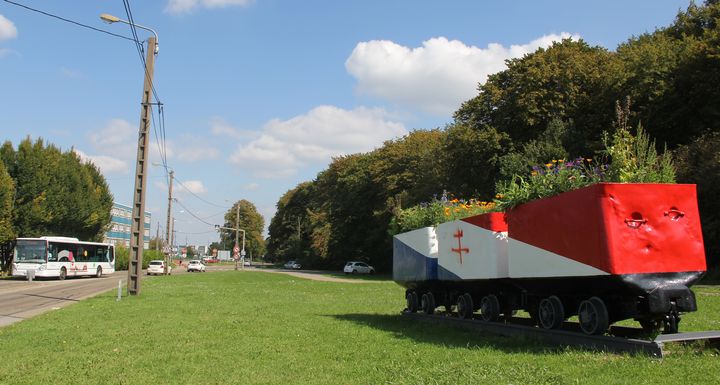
[95,246,107,262]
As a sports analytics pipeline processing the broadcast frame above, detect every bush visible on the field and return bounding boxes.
[389,192,496,235]
[496,122,675,209]
[114,245,164,270]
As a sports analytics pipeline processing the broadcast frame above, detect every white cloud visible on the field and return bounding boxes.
[210,117,256,140]
[0,15,17,41]
[242,183,259,191]
[345,33,579,115]
[165,0,254,14]
[84,118,178,176]
[176,180,207,194]
[74,149,129,175]
[229,105,407,178]
[172,133,220,162]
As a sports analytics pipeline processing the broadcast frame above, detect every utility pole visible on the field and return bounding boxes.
[235,204,240,271]
[164,170,174,275]
[155,222,160,251]
[127,35,157,295]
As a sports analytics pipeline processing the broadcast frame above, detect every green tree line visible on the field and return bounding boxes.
[267,1,720,272]
[0,138,113,272]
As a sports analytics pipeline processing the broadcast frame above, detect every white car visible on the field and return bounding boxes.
[187,260,206,272]
[344,261,375,275]
[284,260,301,270]
[147,260,171,275]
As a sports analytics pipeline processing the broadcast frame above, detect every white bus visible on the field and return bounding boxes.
[12,236,115,280]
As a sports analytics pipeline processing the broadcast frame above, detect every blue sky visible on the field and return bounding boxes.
[0,0,692,246]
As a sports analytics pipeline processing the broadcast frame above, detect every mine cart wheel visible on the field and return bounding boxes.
[456,294,473,319]
[662,303,681,334]
[406,292,419,313]
[538,296,565,329]
[639,318,662,333]
[480,295,501,322]
[421,292,436,315]
[578,297,609,335]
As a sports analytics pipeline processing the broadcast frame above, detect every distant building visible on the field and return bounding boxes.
[104,203,151,249]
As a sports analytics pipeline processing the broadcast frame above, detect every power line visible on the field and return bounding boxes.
[175,176,230,209]
[174,198,218,227]
[2,0,135,42]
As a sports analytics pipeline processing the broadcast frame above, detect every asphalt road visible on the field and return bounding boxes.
[0,264,241,328]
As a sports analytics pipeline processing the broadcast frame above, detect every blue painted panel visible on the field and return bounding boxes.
[438,264,463,281]
[393,237,438,284]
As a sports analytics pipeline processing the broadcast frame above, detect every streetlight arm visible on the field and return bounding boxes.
[100,13,159,52]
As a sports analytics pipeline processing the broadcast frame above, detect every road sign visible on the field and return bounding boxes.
[241,249,246,257]
[233,245,240,254]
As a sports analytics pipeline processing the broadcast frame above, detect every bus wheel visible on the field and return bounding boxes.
[96,266,102,278]
[59,267,67,280]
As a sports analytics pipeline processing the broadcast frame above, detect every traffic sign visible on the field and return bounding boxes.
[233,245,240,254]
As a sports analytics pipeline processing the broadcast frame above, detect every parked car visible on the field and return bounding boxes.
[243,260,251,267]
[284,260,301,270]
[147,260,171,276]
[344,261,375,275]
[187,260,206,272]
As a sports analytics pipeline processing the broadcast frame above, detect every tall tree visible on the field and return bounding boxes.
[221,199,265,259]
[0,161,15,272]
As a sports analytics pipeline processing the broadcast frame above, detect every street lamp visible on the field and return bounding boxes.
[100,13,159,53]
[102,12,159,295]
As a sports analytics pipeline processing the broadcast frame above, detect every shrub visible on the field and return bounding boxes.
[496,122,676,209]
[114,245,163,270]
[389,192,496,235]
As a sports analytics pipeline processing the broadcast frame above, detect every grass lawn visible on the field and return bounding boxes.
[1,272,719,385]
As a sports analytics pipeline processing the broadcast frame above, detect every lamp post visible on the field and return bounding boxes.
[102,13,158,295]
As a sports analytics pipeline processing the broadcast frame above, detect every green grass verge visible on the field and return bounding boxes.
[1,273,719,384]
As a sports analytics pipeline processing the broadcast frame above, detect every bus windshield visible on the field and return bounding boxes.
[14,240,48,263]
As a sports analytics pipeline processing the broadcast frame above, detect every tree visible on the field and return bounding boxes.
[675,131,720,270]
[440,124,511,199]
[455,39,622,155]
[0,161,15,272]
[221,200,265,259]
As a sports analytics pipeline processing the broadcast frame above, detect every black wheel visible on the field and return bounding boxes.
[457,293,474,319]
[663,311,681,334]
[578,297,609,335]
[639,318,662,333]
[59,267,67,280]
[370,270,375,275]
[406,292,418,313]
[96,266,102,278]
[538,296,565,329]
[352,270,358,275]
[421,292,436,315]
[480,295,501,322]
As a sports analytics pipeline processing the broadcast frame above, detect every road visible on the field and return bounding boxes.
[0,264,239,328]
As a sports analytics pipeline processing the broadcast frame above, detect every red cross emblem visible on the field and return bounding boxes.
[451,228,469,264]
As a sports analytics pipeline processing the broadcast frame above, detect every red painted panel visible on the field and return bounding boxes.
[506,183,706,275]
[461,212,508,232]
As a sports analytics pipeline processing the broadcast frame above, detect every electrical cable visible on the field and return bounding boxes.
[174,199,219,227]
[174,176,230,209]
[2,0,135,42]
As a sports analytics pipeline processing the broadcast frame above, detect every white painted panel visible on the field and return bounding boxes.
[508,239,609,278]
[394,226,438,259]
[437,220,509,279]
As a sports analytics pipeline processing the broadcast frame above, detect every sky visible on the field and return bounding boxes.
[0,0,693,247]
